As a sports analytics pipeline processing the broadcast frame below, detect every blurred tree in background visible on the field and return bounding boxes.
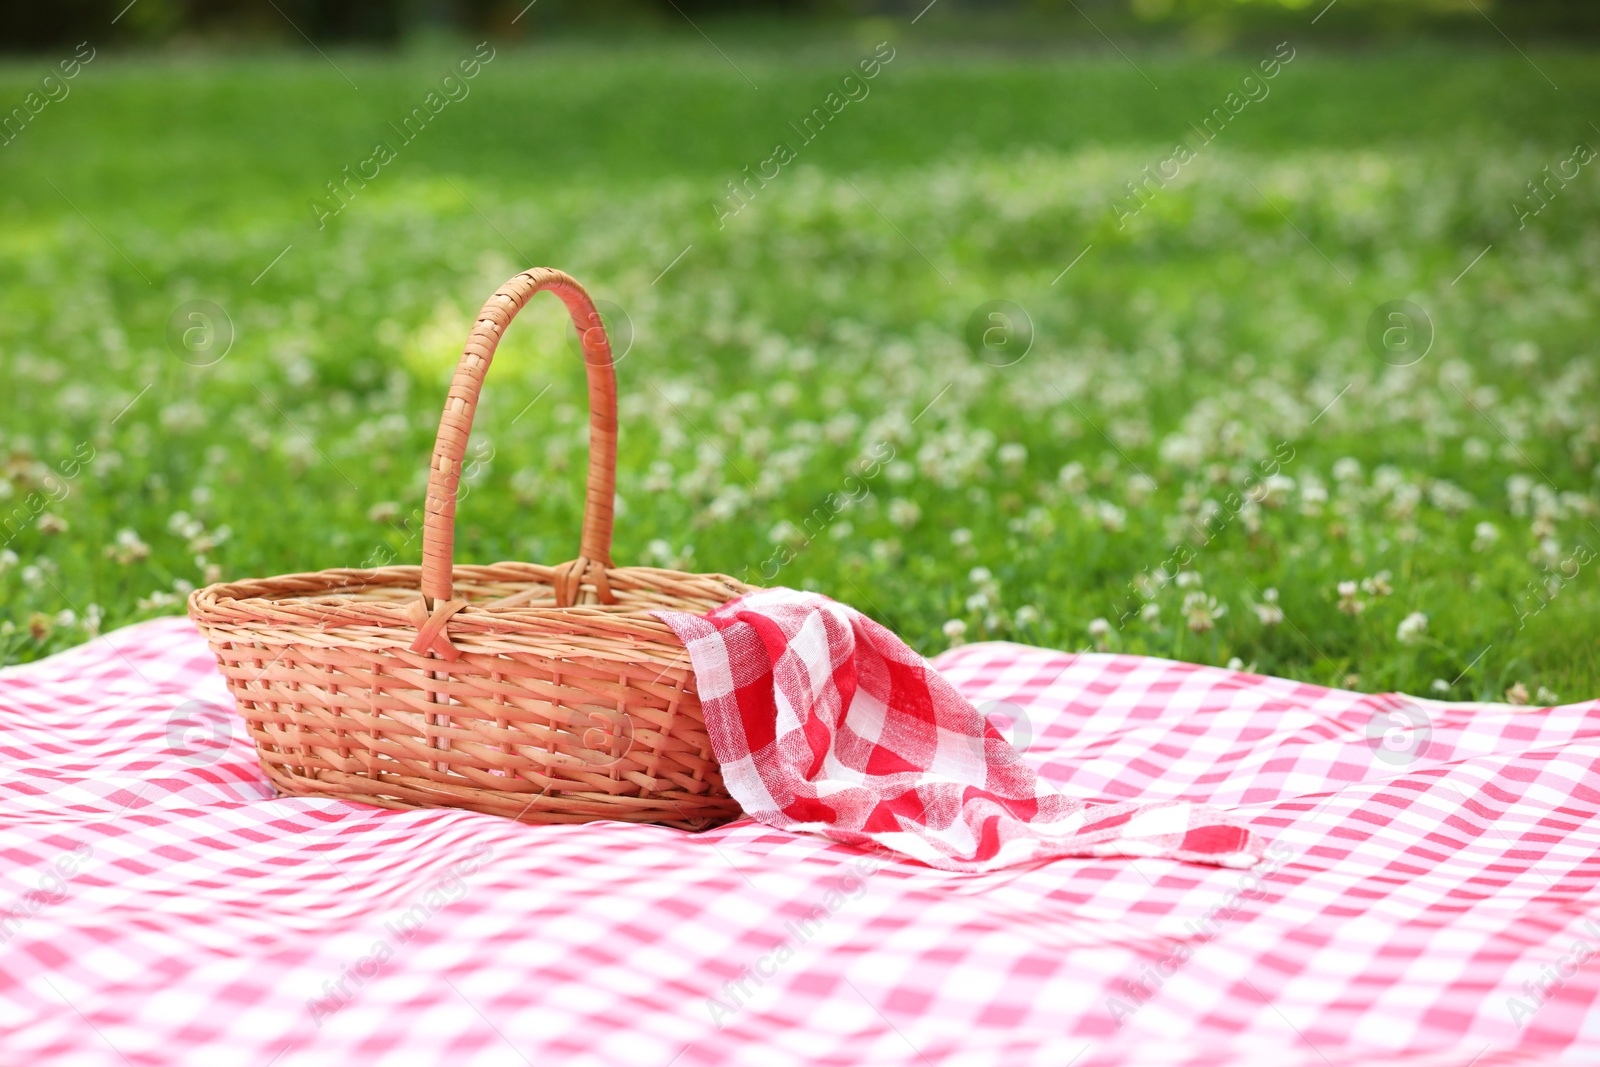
[2,0,1598,50]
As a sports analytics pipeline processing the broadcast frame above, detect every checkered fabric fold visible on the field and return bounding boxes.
[659,588,1265,871]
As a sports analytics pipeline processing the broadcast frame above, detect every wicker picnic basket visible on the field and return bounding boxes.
[188,268,752,830]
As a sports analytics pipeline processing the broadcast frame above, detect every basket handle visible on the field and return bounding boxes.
[420,268,618,610]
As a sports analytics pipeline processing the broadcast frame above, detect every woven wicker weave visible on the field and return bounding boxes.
[189,268,753,830]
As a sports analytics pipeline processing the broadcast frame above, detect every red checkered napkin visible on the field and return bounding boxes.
[658,588,1265,871]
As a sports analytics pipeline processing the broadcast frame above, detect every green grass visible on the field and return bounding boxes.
[3,34,1600,704]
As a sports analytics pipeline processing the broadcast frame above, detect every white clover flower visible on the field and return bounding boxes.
[1087,616,1112,650]
[167,511,205,539]
[1507,474,1535,516]
[1176,570,1202,589]
[887,497,921,528]
[998,442,1027,469]
[107,529,151,565]
[1430,679,1450,694]
[1016,506,1054,538]
[1182,592,1224,633]
[1057,462,1087,493]
[20,565,44,588]
[1252,592,1284,626]
[969,566,993,585]
[1159,434,1206,469]
[941,619,968,645]
[824,413,860,445]
[643,461,675,493]
[1126,473,1157,505]
[1536,686,1559,705]
[1299,478,1328,516]
[137,590,181,611]
[187,530,222,554]
[1373,466,1406,495]
[1336,581,1364,615]
[1361,571,1392,597]
[1014,605,1040,627]
[0,549,17,572]
[1332,457,1363,483]
[1140,602,1160,623]
[768,521,803,546]
[950,528,973,547]
[1239,499,1262,534]
[1096,501,1127,532]
[1562,491,1596,518]
[1472,522,1499,552]
[965,592,990,613]
[1388,483,1422,520]
[35,513,68,534]
[1259,474,1295,509]
[1396,612,1428,645]
[705,486,748,522]
[1532,485,1562,521]
[1428,481,1474,515]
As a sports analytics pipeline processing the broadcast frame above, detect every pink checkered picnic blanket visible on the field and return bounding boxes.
[659,588,1263,871]
[2,616,1597,1066]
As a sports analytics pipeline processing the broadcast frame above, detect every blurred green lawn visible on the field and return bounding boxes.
[3,34,1600,703]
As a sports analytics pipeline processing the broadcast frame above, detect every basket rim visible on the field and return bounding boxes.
[188,561,754,630]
